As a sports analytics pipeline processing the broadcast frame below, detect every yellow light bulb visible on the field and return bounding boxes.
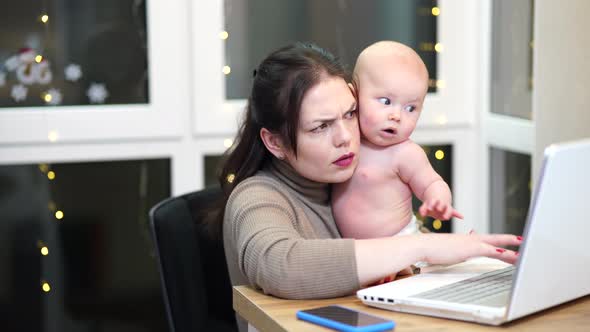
[436,115,448,125]
[432,7,440,16]
[434,43,443,53]
[55,210,64,220]
[219,31,229,40]
[41,246,49,256]
[41,15,49,23]
[222,66,231,75]
[35,55,43,63]
[226,173,235,183]
[435,150,445,160]
[44,93,52,102]
[47,171,56,180]
[223,139,233,148]
[42,282,51,292]
[433,219,442,230]
[48,131,58,142]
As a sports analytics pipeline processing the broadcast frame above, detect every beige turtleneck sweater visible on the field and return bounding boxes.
[223,159,360,330]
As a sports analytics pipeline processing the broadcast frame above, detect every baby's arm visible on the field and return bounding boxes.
[398,142,463,220]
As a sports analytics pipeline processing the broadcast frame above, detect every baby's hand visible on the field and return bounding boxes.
[419,199,464,221]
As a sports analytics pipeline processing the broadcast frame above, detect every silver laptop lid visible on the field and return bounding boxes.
[507,139,590,320]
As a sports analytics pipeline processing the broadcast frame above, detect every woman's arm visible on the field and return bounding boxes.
[226,181,360,299]
[355,233,522,286]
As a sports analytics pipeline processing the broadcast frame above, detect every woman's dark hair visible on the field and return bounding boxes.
[205,42,349,236]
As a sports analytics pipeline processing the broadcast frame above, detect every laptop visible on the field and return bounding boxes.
[357,138,590,325]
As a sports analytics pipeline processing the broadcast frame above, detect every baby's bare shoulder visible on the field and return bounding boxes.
[391,140,424,158]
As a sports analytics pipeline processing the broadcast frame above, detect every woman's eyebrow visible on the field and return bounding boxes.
[308,102,356,125]
[310,117,336,124]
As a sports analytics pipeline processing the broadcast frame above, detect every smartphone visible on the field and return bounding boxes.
[296,305,395,332]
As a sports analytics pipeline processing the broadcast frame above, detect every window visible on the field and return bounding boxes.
[0,158,170,331]
[223,0,438,99]
[0,0,188,144]
[484,0,534,233]
[0,0,148,108]
[489,148,531,235]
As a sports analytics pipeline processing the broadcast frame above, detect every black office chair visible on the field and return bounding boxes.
[149,186,237,332]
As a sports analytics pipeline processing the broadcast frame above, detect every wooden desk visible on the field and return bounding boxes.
[234,286,590,331]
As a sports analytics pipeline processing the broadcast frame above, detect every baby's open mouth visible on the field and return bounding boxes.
[383,129,396,135]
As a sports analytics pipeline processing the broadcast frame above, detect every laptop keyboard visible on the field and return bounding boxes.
[411,266,515,305]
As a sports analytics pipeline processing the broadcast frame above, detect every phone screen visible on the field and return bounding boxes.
[299,305,392,327]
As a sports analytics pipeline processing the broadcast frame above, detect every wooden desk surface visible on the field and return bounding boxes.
[233,286,590,332]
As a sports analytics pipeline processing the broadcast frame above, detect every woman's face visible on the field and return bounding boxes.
[284,76,360,183]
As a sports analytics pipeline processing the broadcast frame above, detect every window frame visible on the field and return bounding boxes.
[0,0,189,144]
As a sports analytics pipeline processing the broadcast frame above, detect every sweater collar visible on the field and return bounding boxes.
[266,158,330,205]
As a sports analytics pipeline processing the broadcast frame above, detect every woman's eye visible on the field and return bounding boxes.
[344,109,357,119]
[378,97,391,105]
[404,105,416,112]
[312,123,328,132]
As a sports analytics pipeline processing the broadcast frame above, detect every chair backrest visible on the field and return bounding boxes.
[149,187,237,332]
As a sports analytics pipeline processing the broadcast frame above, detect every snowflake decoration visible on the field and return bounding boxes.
[37,61,53,85]
[44,88,63,106]
[64,64,82,82]
[5,55,20,71]
[0,72,6,87]
[87,83,108,104]
[11,84,28,102]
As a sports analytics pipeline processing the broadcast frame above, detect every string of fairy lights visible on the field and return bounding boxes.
[38,162,62,294]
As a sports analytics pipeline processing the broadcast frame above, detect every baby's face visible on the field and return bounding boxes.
[356,57,428,147]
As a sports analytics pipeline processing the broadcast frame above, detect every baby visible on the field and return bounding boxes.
[333,41,462,240]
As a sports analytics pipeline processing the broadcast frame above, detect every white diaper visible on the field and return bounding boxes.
[395,214,420,236]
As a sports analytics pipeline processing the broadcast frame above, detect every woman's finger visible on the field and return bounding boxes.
[477,233,523,247]
[492,247,519,265]
[477,243,519,264]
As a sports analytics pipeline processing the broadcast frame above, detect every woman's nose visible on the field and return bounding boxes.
[335,120,356,147]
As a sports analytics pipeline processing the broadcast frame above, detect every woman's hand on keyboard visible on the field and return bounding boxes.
[419,233,522,265]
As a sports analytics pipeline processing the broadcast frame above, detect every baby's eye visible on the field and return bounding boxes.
[344,109,357,119]
[378,97,391,105]
[404,105,416,112]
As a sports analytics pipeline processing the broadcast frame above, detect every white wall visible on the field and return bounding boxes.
[533,0,590,180]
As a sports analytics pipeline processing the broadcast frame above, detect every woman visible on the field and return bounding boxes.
[218,42,520,330]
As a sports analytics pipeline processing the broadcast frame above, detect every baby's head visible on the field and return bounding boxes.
[353,41,429,146]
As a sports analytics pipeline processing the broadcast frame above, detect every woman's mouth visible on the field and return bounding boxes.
[333,152,355,167]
